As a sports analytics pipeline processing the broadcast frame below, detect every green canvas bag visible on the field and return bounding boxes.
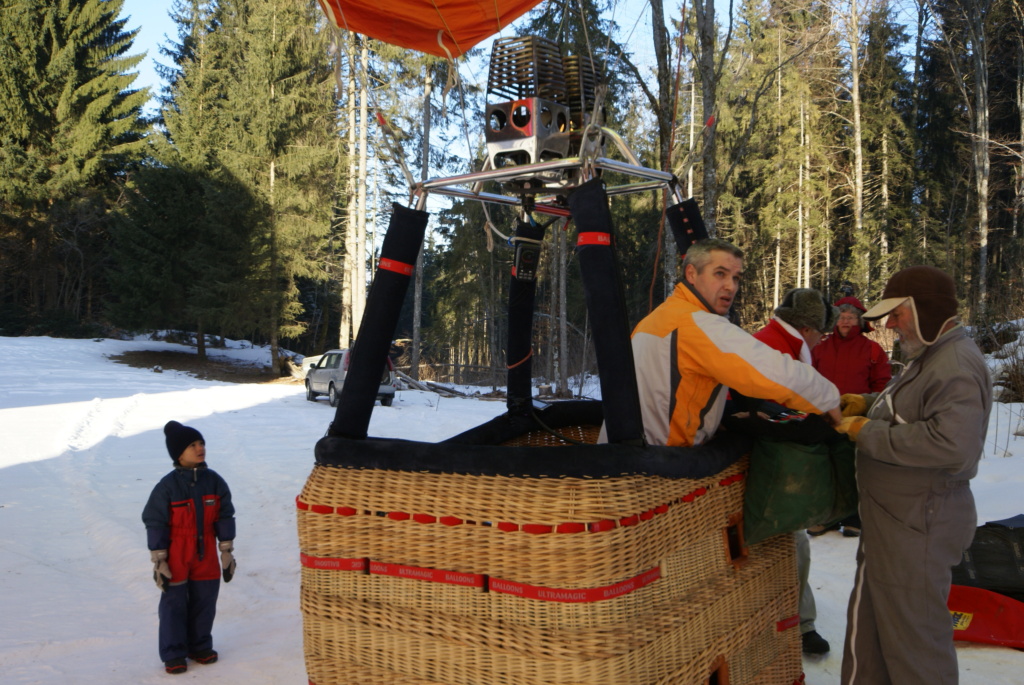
[743,436,857,545]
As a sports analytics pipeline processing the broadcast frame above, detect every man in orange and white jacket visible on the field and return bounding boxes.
[632,238,841,448]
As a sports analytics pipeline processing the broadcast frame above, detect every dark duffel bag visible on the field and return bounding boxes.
[723,412,858,546]
[952,514,1024,602]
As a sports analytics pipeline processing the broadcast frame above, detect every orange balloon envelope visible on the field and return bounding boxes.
[316,0,546,58]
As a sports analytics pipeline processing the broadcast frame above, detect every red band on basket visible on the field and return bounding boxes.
[296,469,749,537]
[681,486,707,503]
[776,614,800,631]
[378,258,414,276]
[369,561,485,588]
[489,567,661,603]
[300,553,367,572]
[299,554,660,602]
[720,472,745,486]
[576,232,612,247]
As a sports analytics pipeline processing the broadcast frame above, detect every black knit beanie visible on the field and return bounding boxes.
[164,421,204,462]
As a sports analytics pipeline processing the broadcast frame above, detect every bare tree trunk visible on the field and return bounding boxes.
[353,40,370,337]
[412,71,432,380]
[968,2,991,314]
[695,0,719,233]
[774,236,782,308]
[489,249,499,391]
[269,158,281,375]
[1014,23,1024,240]
[803,98,813,288]
[913,0,929,255]
[663,208,676,299]
[849,0,867,283]
[197,319,206,362]
[881,130,891,281]
[340,34,357,349]
[687,68,698,197]
[649,0,673,172]
[798,98,806,288]
[774,30,782,304]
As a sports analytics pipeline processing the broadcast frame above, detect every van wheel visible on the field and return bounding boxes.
[305,381,317,402]
[381,396,393,407]
[328,384,339,407]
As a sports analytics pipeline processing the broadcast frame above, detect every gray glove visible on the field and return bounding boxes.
[151,549,171,592]
[219,541,236,583]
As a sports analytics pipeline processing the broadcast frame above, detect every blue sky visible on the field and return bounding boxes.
[121,0,665,107]
[122,0,177,106]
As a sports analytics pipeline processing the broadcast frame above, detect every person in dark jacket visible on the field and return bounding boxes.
[835,266,992,684]
[142,421,236,675]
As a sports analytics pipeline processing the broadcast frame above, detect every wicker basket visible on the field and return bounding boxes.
[297,416,802,685]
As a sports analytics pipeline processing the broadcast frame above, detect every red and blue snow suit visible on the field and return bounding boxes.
[143,463,234,662]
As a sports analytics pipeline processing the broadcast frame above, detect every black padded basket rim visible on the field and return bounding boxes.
[315,400,749,480]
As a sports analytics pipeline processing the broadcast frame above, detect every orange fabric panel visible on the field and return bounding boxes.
[316,0,545,58]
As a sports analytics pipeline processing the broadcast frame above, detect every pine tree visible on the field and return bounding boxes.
[109,0,263,358]
[860,3,915,288]
[215,0,338,372]
[0,0,148,324]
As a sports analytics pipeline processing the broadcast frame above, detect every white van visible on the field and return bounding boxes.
[304,348,397,407]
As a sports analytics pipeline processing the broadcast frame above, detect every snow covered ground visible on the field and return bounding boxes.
[1,335,1022,683]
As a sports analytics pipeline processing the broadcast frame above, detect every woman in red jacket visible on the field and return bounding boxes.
[811,296,892,537]
[812,296,892,395]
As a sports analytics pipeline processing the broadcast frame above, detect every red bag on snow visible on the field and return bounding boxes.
[948,584,1024,649]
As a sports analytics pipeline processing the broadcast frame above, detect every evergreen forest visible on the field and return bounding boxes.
[2,0,1022,389]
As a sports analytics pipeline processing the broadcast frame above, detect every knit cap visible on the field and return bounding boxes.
[863,265,958,345]
[835,295,872,332]
[775,288,834,333]
[164,421,204,462]
[835,295,866,313]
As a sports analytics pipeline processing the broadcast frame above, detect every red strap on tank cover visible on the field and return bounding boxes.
[576,232,612,247]
[378,258,414,276]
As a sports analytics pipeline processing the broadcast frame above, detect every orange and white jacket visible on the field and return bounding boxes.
[632,282,839,446]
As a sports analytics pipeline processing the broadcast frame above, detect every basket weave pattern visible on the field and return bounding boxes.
[297,449,801,684]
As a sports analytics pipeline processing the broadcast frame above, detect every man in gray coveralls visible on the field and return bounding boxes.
[833,265,992,684]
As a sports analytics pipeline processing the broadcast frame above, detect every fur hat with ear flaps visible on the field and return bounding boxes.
[775,288,837,333]
[164,420,204,463]
[862,265,959,345]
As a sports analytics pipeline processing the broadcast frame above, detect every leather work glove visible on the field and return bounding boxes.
[835,416,871,441]
[840,394,868,417]
[151,549,171,592]
[219,541,236,583]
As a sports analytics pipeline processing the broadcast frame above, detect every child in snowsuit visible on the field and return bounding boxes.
[142,420,236,675]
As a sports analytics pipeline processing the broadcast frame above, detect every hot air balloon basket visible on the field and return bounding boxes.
[297,429,802,685]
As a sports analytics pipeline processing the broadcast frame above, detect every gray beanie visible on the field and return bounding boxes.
[164,421,204,462]
[775,288,834,332]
